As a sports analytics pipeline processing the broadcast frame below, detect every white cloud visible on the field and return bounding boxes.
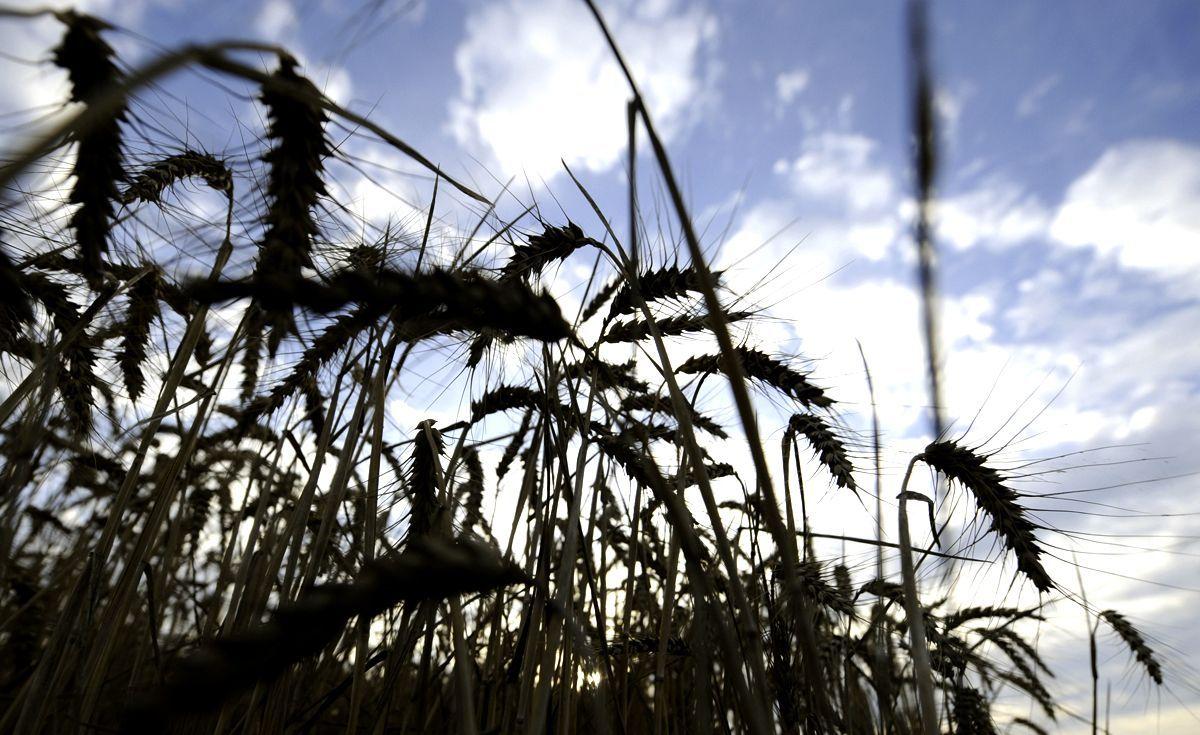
[774,68,809,106]
[313,63,354,106]
[1050,139,1200,274]
[935,86,965,143]
[0,15,69,124]
[256,0,300,41]
[448,0,718,181]
[328,151,465,267]
[707,204,1200,651]
[1016,74,1061,118]
[0,0,158,145]
[774,132,897,214]
[713,130,1200,487]
[761,132,903,266]
[713,197,1007,443]
[937,179,1051,250]
[250,0,353,105]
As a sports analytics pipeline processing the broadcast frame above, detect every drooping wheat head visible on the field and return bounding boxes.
[677,346,833,409]
[921,440,1055,593]
[784,413,856,492]
[1100,609,1163,685]
[120,150,233,205]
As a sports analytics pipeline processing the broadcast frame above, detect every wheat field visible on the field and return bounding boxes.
[0,3,1184,734]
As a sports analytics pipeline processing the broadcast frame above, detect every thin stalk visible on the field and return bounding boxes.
[907,0,945,442]
[450,596,479,735]
[1075,556,1098,735]
[653,529,681,735]
[77,280,246,724]
[896,454,938,735]
[348,332,401,734]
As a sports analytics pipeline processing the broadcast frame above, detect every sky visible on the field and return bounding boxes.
[1,0,1199,731]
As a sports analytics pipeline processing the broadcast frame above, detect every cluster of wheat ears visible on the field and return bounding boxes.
[0,4,1172,734]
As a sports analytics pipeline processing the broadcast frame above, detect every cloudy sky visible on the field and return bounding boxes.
[2,0,1198,730]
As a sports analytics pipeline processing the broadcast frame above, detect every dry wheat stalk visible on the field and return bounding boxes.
[0,239,33,346]
[602,310,752,343]
[952,684,996,735]
[0,7,1175,734]
[116,266,162,400]
[128,537,526,725]
[581,277,620,322]
[1011,716,1050,735]
[255,55,331,354]
[502,221,597,280]
[471,385,544,423]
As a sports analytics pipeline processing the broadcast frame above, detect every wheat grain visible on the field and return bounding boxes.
[607,265,716,320]
[52,11,125,286]
[920,441,1054,593]
[501,222,596,280]
[120,150,233,204]
[678,347,833,409]
[1100,609,1163,685]
[784,413,856,492]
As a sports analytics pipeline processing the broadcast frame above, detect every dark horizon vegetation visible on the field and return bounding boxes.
[0,2,1187,734]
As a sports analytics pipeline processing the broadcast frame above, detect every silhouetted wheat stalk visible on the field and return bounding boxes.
[255,55,331,355]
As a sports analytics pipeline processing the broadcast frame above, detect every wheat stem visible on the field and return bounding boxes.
[897,454,939,735]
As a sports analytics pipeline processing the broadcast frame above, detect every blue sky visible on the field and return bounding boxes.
[2,0,1199,730]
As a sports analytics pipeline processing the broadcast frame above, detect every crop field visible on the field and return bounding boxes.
[0,2,1193,734]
